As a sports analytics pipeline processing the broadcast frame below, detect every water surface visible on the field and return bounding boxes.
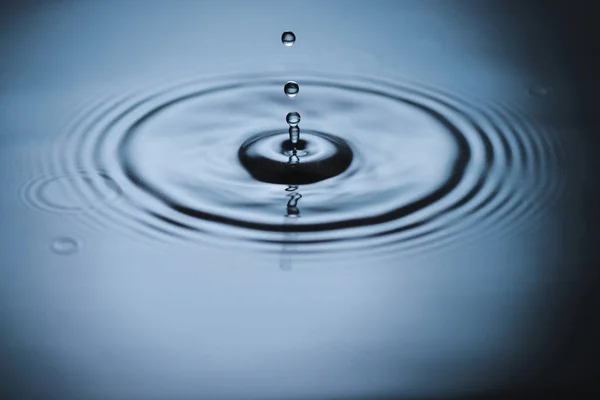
[0,1,597,399]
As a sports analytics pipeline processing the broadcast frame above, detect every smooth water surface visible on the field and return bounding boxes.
[1,1,598,399]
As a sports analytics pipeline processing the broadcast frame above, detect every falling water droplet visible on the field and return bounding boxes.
[284,81,299,98]
[286,112,301,127]
[281,31,296,47]
[51,237,80,255]
[289,126,300,144]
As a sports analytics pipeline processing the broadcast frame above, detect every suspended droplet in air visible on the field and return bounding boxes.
[286,112,301,127]
[281,31,296,47]
[284,81,299,98]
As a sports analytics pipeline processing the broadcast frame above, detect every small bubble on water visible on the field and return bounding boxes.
[528,85,553,98]
[51,237,80,255]
[286,112,301,127]
[281,31,296,47]
[289,126,300,144]
[284,81,299,98]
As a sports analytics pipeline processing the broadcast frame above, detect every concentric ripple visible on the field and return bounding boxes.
[38,72,568,255]
[22,170,122,213]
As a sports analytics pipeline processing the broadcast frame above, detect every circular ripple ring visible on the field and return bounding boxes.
[33,72,567,255]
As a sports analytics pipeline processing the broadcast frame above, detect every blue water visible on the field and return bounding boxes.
[0,1,594,399]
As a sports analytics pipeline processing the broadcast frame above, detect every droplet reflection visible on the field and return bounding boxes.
[288,150,300,165]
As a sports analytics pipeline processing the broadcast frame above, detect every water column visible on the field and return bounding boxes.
[281,31,302,217]
[282,31,301,165]
[281,31,300,270]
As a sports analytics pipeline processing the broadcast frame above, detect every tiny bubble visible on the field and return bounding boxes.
[51,237,80,255]
[528,85,553,98]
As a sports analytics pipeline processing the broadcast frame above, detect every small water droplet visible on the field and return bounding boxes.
[289,126,300,143]
[286,112,301,127]
[284,81,299,98]
[51,237,80,255]
[281,31,296,47]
